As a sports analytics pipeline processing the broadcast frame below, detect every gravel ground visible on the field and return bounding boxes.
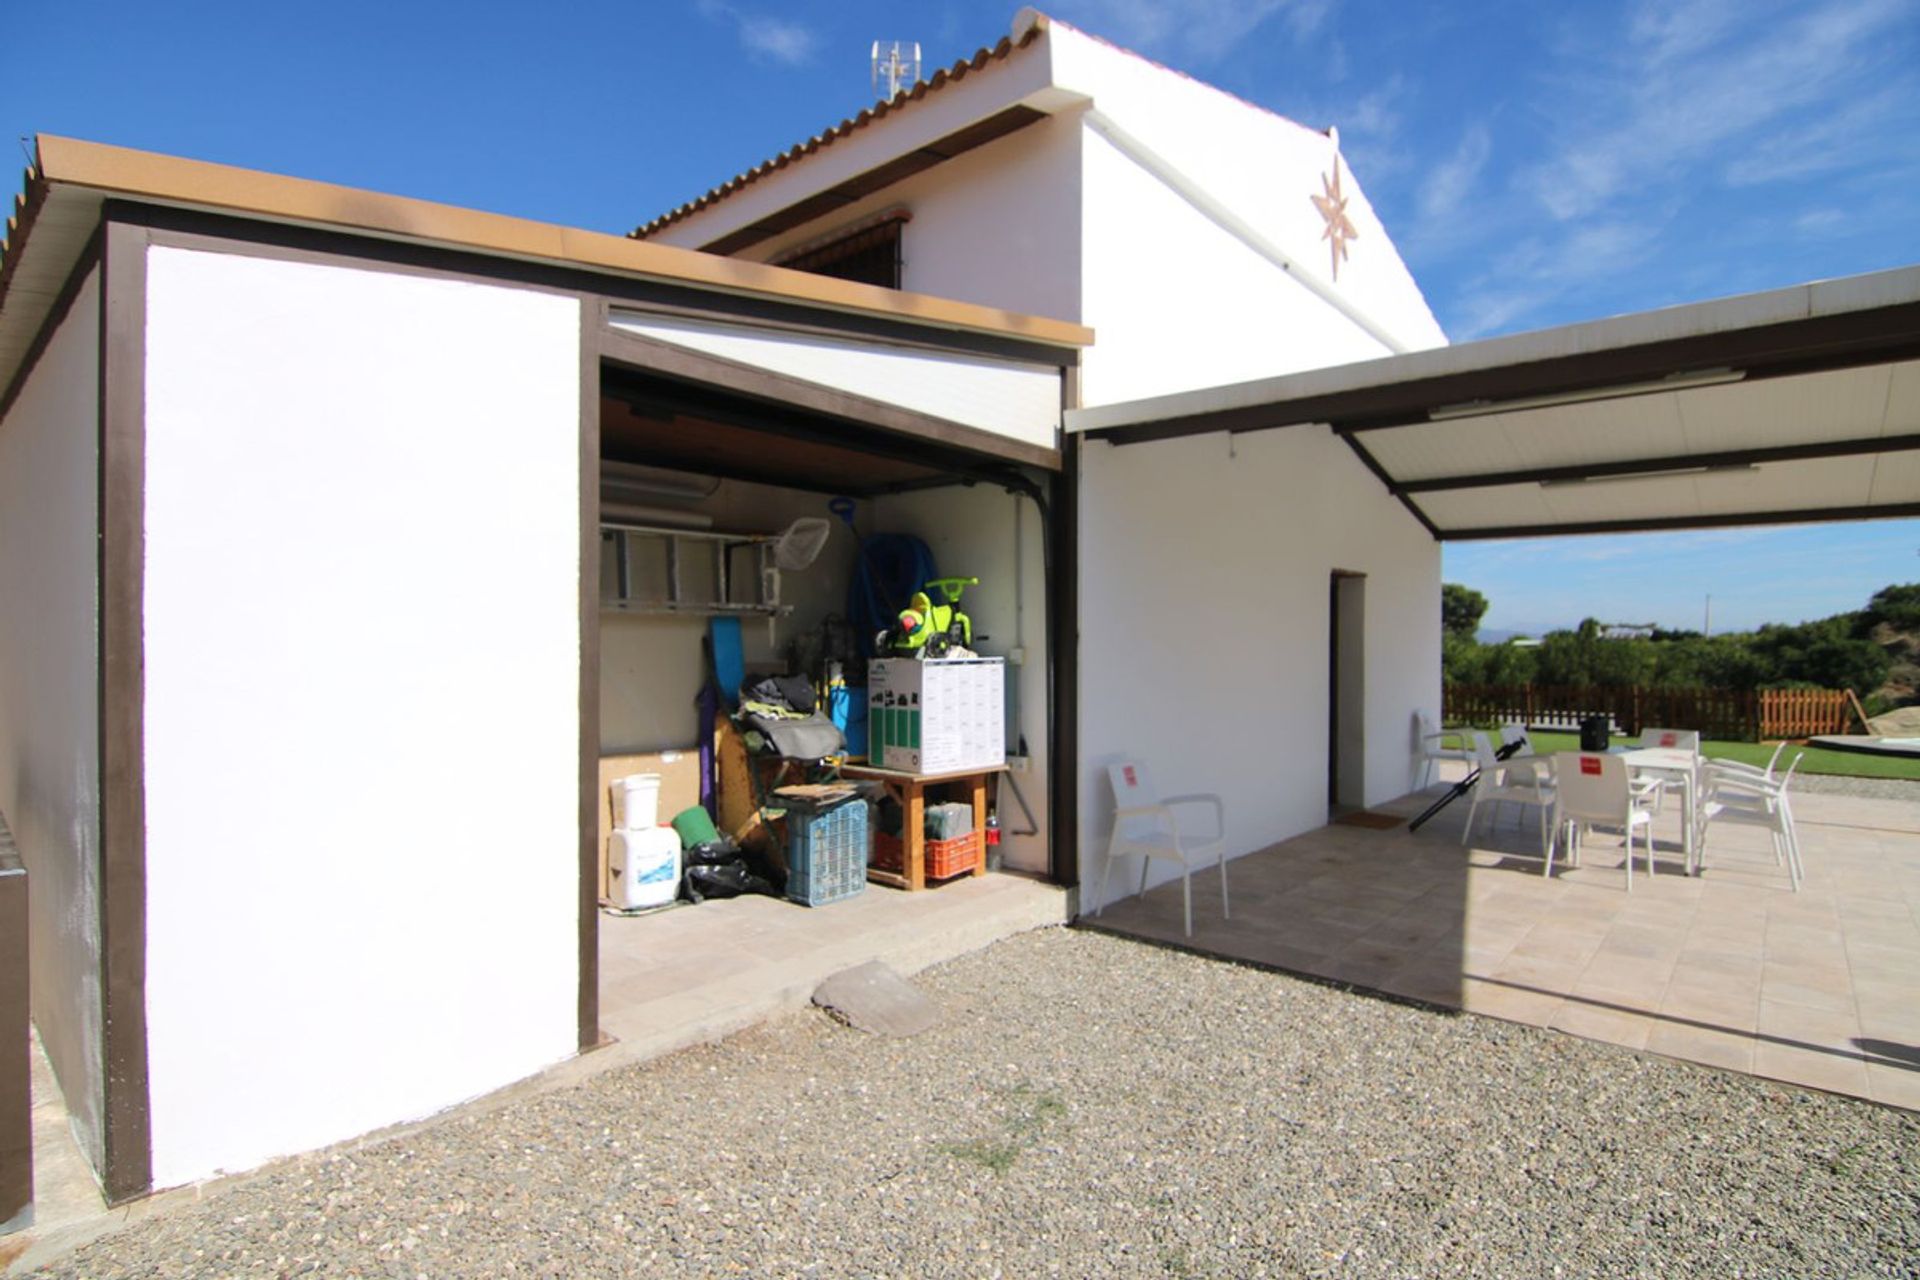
[1793,771,1920,802]
[33,928,1920,1279]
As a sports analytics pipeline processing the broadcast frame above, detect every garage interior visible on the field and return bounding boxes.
[589,354,1073,1059]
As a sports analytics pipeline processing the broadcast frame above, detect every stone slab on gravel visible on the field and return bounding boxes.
[811,961,939,1038]
[23,927,1920,1279]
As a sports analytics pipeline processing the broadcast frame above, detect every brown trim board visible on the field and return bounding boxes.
[37,135,1092,353]
[1394,431,1920,495]
[700,106,1050,256]
[98,217,151,1203]
[578,301,602,1053]
[1051,431,1080,891]
[1335,430,1440,539]
[1442,502,1920,541]
[598,323,1062,473]
[99,200,1083,371]
[1085,302,1920,448]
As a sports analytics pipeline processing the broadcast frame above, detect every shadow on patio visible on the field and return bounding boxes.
[1084,763,1920,1112]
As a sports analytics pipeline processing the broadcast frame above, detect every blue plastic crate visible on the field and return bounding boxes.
[785,798,869,907]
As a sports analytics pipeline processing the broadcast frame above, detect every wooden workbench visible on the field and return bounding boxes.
[838,761,1007,890]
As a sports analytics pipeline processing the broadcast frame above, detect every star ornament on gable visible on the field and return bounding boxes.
[1311,156,1359,282]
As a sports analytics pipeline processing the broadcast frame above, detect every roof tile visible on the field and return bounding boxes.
[629,23,1044,241]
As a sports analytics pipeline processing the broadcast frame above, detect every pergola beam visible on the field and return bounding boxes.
[1395,432,1920,495]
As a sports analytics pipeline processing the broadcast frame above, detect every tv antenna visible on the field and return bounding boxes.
[872,41,921,100]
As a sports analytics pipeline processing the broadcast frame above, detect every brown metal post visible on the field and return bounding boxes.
[1,814,31,1233]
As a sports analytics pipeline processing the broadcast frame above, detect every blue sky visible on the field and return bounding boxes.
[5,0,1917,633]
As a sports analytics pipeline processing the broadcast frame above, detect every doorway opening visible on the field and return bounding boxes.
[1328,571,1366,812]
[588,352,1071,1052]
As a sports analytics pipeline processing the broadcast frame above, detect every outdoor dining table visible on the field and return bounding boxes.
[1613,746,1703,875]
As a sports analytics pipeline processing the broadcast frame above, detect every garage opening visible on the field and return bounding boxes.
[590,353,1069,1048]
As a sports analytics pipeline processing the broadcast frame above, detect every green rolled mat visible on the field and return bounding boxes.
[671,805,721,849]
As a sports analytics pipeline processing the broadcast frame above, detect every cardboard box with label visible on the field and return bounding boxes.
[867,657,1004,774]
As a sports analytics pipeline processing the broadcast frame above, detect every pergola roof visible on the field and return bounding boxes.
[1067,266,1920,540]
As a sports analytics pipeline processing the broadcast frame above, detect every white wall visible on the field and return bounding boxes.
[600,479,857,754]
[0,268,104,1171]
[871,482,1053,875]
[1077,425,1440,908]
[724,111,1084,330]
[141,247,583,1188]
[1056,21,1447,407]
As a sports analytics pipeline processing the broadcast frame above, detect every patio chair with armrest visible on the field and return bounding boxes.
[1417,713,1472,789]
[1093,760,1229,938]
[1461,732,1555,860]
[1548,751,1657,888]
[1703,740,1789,785]
[1700,751,1804,890]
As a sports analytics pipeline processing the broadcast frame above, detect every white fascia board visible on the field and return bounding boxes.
[651,45,1077,251]
[608,310,1062,448]
[1066,263,1920,433]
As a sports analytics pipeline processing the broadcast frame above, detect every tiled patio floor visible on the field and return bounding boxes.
[1087,766,1920,1111]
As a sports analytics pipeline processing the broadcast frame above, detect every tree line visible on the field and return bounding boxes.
[1441,582,1916,705]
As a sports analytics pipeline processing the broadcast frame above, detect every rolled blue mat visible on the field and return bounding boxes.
[709,617,745,707]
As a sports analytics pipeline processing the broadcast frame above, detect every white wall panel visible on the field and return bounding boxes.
[142,248,582,1187]
[608,312,1062,450]
[1078,427,1438,908]
[0,268,104,1171]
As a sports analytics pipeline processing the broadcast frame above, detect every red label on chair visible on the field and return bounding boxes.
[1659,732,1676,747]
[1580,756,1603,775]
[1123,766,1137,787]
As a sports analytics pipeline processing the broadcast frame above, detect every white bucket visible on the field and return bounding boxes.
[608,826,680,910]
[613,773,662,830]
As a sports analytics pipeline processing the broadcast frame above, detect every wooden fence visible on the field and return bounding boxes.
[1444,684,1853,742]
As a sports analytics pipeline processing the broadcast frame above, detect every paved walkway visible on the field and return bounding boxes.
[1089,766,1920,1110]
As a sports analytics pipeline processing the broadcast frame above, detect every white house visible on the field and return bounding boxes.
[3,4,1916,1211]
[636,8,1453,896]
[0,134,1084,1201]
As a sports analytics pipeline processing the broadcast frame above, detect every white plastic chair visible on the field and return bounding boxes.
[1549,751,1657,888]
[1417,713,1471,789]
[1634,726,1700,816]
[1093,761,1229,937]
[1460,732,1555,860]
[1701,752,1804,890]
[1638,727,1700,753]
[1704,741,1788,786]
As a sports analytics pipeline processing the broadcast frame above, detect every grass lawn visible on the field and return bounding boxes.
[1443,728,1920,781]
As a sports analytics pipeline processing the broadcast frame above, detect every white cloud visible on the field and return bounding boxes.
[1794,207,1847,234]
[1417,123,1490,223]
[1427,0,1916,337]
[1524,0,1910,222]
[1447,219,1652,338]
[1722,85,1912,186]
[696,0,820,66]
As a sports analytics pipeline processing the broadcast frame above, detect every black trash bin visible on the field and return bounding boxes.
[1578,715,1611,752]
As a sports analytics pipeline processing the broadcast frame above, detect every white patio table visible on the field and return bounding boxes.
[1615,746,1702,875]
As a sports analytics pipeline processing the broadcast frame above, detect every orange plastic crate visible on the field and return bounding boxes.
[872,830,982,881]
